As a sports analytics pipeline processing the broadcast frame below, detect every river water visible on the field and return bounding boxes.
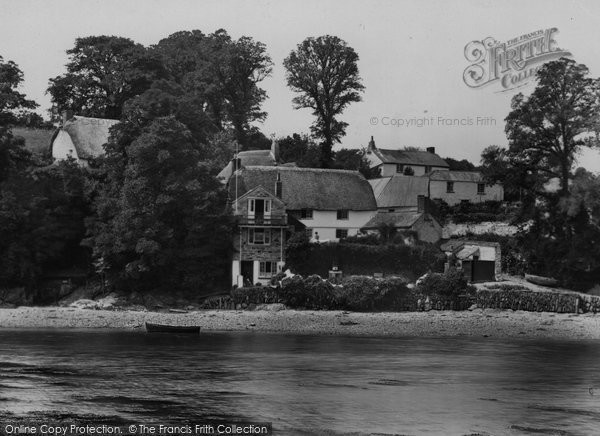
[1,330,600,435]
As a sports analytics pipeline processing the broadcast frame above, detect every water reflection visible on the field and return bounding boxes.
[1,330,599,435]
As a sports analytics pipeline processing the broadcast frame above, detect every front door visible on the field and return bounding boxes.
[241,261,254,287]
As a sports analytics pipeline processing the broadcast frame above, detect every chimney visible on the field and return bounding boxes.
[417,195,426,213]
[62,110,74,125]
[367,136,376,153]
[275,172,283,199]
[271,139,280,163]
[426,147,436,154]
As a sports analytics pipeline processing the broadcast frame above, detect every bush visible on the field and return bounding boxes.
[303,275,338,309]
[285,239,445,278]
[231,286,280,305]
[416,268,472,299]
[339,276,410,311]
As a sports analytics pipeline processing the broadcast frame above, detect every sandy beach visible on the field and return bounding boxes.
[0,306,599,339]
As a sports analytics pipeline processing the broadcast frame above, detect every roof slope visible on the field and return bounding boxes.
[12,127,55,155]
[362,211,423,229]
[374,149,448,167]
[429,170,484,182]
[230,166,377,210]
[217,149,276,180]
[369,175,429,208]
[59,116,119,159]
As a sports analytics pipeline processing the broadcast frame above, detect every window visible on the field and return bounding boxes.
[396,164,404,173]
[477,183,485,194]
[305,228,313,239]
[446,181,454,193]
[248,228,271,245]
[335,229,348,239]
[337,209,349,220]
[300,209,313,219]
[259,261,277,278]
[425,166,431,174]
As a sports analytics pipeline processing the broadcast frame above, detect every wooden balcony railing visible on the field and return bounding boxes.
[236,215,288,226]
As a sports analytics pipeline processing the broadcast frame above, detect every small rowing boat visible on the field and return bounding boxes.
[145,322,200,334]
[525,274,559,288]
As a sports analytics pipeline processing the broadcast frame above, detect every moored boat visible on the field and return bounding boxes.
[145,322,200,334]
[525,274,559,288]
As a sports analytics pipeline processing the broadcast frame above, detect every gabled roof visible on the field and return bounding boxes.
[429,170,484,182]
[362,211,424,229]
[368,175,429,208]
[12,127,55,155]
[217,149,276,180]
[373,148,449,167]
[229,166,377,211]
[53,116,119,160]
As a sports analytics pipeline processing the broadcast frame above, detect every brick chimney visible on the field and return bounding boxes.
[271,139,280,163]
[426,147,436,154]
[275,172,283,199]
[367,136,376,153]
[417,195,426,213]
[62,110,74,125]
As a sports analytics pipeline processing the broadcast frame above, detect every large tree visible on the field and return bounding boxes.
[283,35,364,167]
[153,30,273,149]
[504,58,600,197]
[47,36,165,119]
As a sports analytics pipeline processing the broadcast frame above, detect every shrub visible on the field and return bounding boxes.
[279,275,307,307]
[303,275,338,309]
[231,286,280,305]
[416,268,471,299]
[338,276,411,311]
[285,240,445,278]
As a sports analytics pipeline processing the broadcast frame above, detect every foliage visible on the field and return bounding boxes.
[231,285,280,304]
[48,36,164,119]
[338,276,410,311]
[285,235,445,279]
[333,148,381,178]
[462,232,528,276]
[416,269,473,300]
[277,133,322,167]
[284,35,364,167]
[444,157,477,171]
[86,116,233,293]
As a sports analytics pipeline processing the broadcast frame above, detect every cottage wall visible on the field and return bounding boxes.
[298,210,376,241]
[429,180,504,205]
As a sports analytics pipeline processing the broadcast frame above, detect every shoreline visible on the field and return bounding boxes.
[1,306,600,339]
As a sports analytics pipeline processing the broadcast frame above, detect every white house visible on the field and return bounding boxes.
[50,112,119,166]
[228,166,378,242]
[429,170,504,205]
[365,136,449,177]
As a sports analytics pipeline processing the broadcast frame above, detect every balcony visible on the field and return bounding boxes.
[236,215,288,227]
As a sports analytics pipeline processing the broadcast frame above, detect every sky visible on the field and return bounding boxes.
[2,0,600,171]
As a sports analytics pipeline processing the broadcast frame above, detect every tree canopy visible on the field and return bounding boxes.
[283,35,364,167]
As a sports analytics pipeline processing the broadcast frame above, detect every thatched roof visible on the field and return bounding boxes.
[362,211,424,229]
[217,149,276,180]
[369,175,429,208]
[373,148,448,167]
[230,166,377,211]
[54,116,119,160]
[12,127,55,155]
[429,170,484,182]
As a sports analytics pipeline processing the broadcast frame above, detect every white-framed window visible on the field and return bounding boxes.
[446,181,454,193]
[259,261,278,278]
[337,209,349,220]
[396,164,404,173]
[248,228,271,245]
[477,183,485,194]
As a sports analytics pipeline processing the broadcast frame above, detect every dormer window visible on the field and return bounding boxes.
[300,209,313,219]
[337,209,349,220]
